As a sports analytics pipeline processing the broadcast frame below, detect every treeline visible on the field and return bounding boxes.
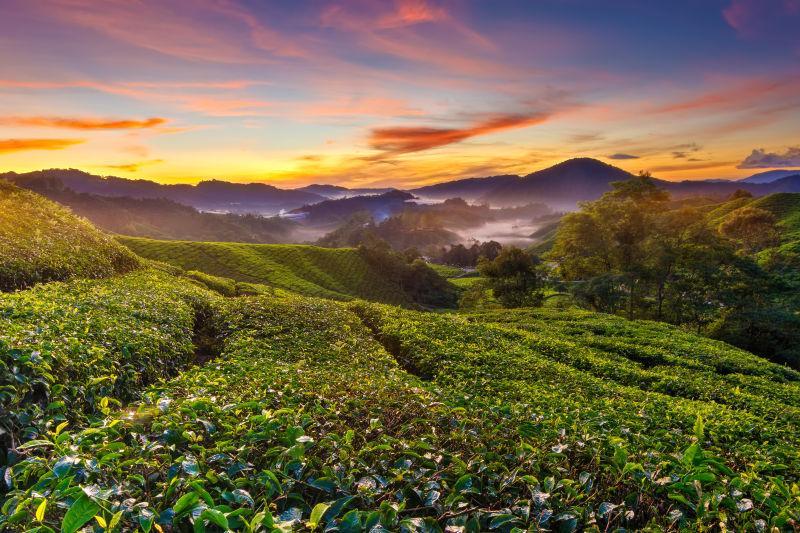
[548,177,799,367]
[428,240,503,267]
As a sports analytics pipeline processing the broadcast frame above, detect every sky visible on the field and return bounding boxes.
[0,0,798,188]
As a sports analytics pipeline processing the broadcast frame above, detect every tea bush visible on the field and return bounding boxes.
[0,270,219,450]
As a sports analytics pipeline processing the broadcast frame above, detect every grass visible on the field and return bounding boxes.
[0,181,139,291]
[119,237,413,305]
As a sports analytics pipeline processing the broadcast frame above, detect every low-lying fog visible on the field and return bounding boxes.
[459,218,543,246]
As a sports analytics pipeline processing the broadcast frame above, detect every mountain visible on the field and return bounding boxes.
[410,174,521,201]
[661,174,800,198]
[1,169,325,214]
[295,184,395,199]
[480,158,635,209]
[739,169,800,184]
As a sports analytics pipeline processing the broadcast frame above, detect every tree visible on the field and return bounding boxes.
[718,206,780,253]
[478,246,544,308]
[549,173,669,318]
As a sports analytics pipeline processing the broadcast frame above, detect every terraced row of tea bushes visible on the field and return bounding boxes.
[2,296,496,532]
[0,269,219,451]
[350,302,800,530]
[0,181,139,291]
[119,237,413,305]
[456,310,800,424]
[467,308,800,382]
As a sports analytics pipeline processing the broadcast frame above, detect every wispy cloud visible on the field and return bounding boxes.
[607,153,639,160]
[368,112,551,156]
[652,76,799,114]
[103,159,165,172]
[738,146,800,168]
[40,0,306,63]
[2,116,167,130]
[0,138,84,154]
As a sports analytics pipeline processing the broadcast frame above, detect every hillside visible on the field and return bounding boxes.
[481,158,635,209]
[295,184,395,199]
[290,190,415,226]
[118,237,417,304]
[0,180,139,291]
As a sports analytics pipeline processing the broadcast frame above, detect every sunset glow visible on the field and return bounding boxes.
[1,0,799,187]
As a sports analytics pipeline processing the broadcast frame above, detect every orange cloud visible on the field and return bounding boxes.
[3,116,167,130]
[0,138,84,154]
[369,112,550,155]
[648,161,734,173]
[103,159,165,172]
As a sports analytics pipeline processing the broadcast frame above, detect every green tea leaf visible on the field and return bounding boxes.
[61,494,100,533]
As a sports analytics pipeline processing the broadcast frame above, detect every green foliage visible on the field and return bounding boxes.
[352,302,800,530]
[2,276,798,531]
[478,246,544,307]
[549,184,800,366]
[0,269,218,448]
[2,189,798,532]
[357,243,459,308]
[0,181,139,291]
[718,206,780,253]
[425,262,465,279]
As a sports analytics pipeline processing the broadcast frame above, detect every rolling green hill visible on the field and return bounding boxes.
[118,236,414,305]
[708,192,800,242]
[0,180,139,291]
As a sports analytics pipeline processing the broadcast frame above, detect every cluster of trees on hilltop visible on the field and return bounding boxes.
[428,241,503,267]
[547,176,799,367]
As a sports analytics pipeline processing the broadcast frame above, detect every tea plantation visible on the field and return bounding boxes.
[1,189,799,531]
[118,237,413,305]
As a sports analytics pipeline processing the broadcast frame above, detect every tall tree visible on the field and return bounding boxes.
[478,246,544,308]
